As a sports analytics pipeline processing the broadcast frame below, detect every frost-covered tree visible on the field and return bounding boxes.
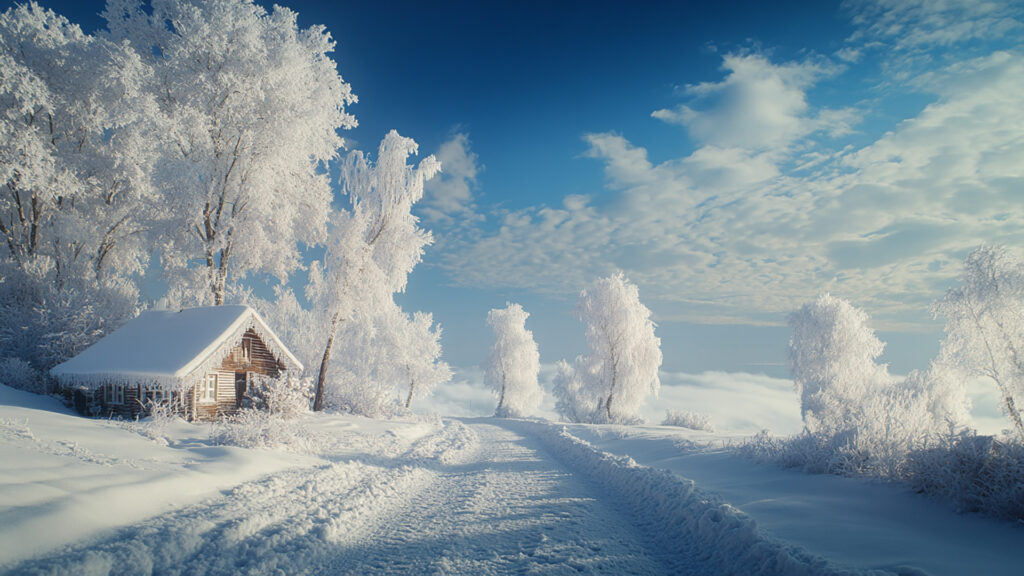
[0,3,160,372]
[555,273,662,424]
[385,308,451,410]
[308,131,443,414]
[935,245,1024,440]
[484,302,542,418]
[103,0,356,306]
[788,293,892,437]
[552,359,592,423]
[785,294,974,475]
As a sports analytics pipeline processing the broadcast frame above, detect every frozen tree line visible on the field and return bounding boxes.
[0,0,452,417]
[480,274,662,423]
[750,245,1024,519]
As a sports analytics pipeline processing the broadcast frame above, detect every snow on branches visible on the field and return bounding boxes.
[555,273,662,424]
[104,0,356,306]
[307,131,449,416]
[935,245,1024,440]
[484,303,542,418]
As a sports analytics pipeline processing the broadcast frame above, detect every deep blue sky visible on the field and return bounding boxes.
[20,0,1024,380]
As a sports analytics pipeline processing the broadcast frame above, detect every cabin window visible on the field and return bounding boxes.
[104,383,125,405]
[143,384,166,404]
[199,374,217,404]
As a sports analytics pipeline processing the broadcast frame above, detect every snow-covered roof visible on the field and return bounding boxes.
[51,306,302,389]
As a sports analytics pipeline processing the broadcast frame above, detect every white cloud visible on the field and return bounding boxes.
[421,132,482,226]
[437,41,1024,331]
[651,53,852,153]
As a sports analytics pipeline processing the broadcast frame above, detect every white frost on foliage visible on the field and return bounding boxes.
[934,245,1024,440]
[298,130,448,416]
[103,0,356,306]
[0,2,161,371]
[555,273,662,424]
[484,302,543,418]
[788,293,893,437]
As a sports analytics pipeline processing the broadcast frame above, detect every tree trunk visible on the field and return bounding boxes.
[405,377,416,409]
[495,368,506,415]
[1001,389,1024,440]
[313,313,341,412]
[606,365,617,421]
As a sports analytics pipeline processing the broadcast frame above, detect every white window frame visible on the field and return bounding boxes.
[199,374,218,404]
[104,383,125,405]
[143,383,166,404]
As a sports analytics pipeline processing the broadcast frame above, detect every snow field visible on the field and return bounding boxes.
[5,417,479,575]
[506,420,900,576]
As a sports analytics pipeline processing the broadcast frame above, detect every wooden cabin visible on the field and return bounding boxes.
[50,306,303,421]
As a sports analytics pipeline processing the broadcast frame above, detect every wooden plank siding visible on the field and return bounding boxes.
[82,329,287,422]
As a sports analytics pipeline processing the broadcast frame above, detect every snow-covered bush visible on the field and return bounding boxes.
[210,410,328,454]
[0,357,47,394]
[246,373,312,418]
[906,432,1024,521]
[123,400,181,446]
[788,293,893,438]
[484,302,543,418]
[554,273,661,424]
[662,409,715,432]
[754,295,973,478]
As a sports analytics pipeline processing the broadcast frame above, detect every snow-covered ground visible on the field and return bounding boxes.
[2,383,1021,575]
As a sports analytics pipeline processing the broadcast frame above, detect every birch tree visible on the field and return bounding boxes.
[934,245,1024,440]
[556,273,662,423]
[484,302,543,418]
[103,0,355,305]
[309,130,441,412]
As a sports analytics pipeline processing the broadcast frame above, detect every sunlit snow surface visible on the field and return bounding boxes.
[1,383,1020,575]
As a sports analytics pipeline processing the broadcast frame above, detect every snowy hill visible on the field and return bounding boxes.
[1,384,1020,575]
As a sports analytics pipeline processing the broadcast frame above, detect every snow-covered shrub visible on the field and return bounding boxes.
[210,410,328,454]
[123,400,180,446]
[788,293,893,438]
[0,357,47,394]
[246,373,312,418]
[778,294,966,477]
[906,432,1024,521]
[662,409,715,432]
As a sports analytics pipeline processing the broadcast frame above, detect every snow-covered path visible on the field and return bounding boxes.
[9,421,681,575]
[326,421,673,575]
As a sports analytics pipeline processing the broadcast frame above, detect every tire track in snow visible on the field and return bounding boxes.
[323,422,673,575]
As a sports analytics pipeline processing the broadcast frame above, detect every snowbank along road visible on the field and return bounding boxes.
[9,419,898,576]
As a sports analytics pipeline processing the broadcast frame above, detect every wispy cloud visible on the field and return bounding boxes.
[421,132,483,227]
[434,9,1024,332]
